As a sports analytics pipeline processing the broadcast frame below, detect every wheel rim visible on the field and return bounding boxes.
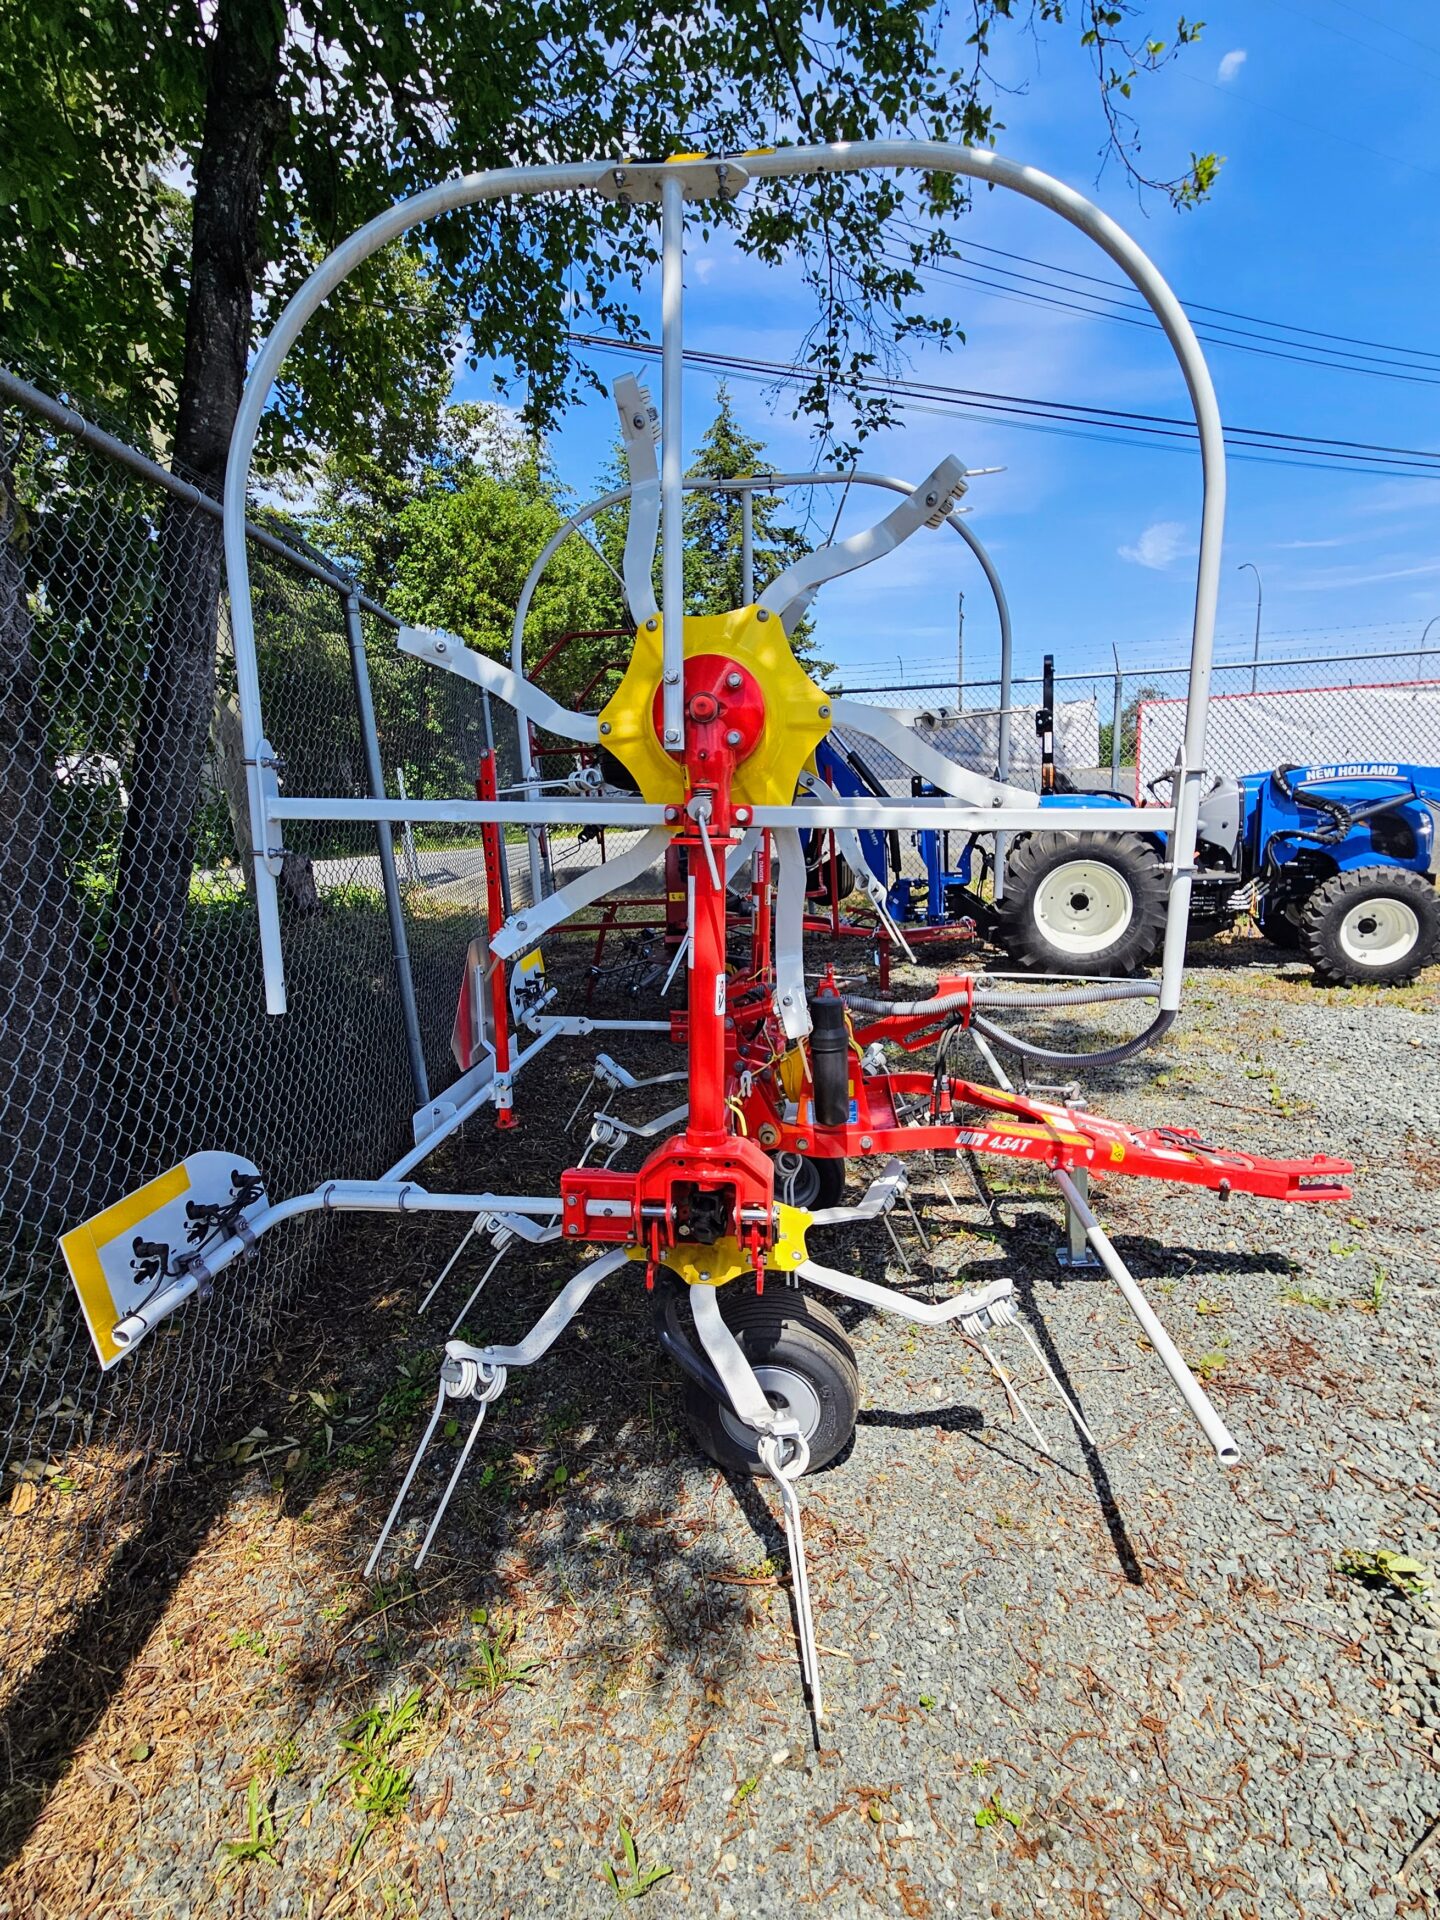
[1337,895,1419,967]
[773,1151,819,1209]
[717,1364,824,1451]
[1032,859,1135,956]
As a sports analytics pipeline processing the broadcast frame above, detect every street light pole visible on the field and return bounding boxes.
[1421,615,1440,674]
[1238,563,1263,692]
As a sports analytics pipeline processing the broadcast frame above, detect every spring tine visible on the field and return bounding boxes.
[365,1374,450,1578]
[661,933,689,996]
[1015,1322,1097,1447]
[415,1395,494,1570]
[883,1213,915,1278]
[565,1073,600,1134]
[901,1190,931,1253]
[446,1235,514,1338]
[976,1336,1054,1459]
[938,1175,962,1211]
[419,1216,481,1316]
[777,1473,822,1722]
[759,1438,823,1728]
[696,814,722,891]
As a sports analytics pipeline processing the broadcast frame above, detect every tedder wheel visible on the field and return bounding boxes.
[683,1287,860,1477]
[771,1150,846,1211]
[994,831,1167,976]
[806,848,856,902]
[1301,866,1440,986]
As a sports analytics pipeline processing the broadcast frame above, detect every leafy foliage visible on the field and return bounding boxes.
[0,1,1218,467]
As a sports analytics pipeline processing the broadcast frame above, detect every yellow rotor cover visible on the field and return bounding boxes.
[597,607,831,810]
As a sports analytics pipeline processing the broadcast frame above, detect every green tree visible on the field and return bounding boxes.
[386,463,625,698]
[682,385,807,616]
[0,0,1216,1024]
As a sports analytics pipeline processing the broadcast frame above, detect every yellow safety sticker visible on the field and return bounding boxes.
[60,1164,191,1369]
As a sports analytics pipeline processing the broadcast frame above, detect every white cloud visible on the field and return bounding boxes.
[1217,49,1247,83]
[1118,521,1190,570]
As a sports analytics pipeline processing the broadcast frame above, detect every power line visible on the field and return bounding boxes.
[888,219,1440,368]
[881,247,1440,388]
[567,331,1440,479]
[887,249,1440,387]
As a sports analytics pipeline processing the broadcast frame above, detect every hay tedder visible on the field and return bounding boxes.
[61,143,1354,1730]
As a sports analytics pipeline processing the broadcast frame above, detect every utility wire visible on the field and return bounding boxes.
[880,246,1440,387]
[566,331,1440,479]
[888,217,1440,368]
[880,253,1440,388]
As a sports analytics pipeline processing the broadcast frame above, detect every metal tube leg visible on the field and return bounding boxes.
[1056,1167,1101,1271]
[1053,1169,1241,1465]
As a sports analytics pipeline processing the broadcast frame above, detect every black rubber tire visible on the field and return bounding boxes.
[771,1152,846,1211]
[1262,900,1307,951]
[1300,866,1440,986]
[995,831,1167,976]
[806,849,856,902]
[683,1288,860,1476]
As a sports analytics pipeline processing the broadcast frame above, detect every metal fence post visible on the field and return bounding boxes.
[395,768,423,888]
[342,589,431,1106]
[1110,647,1124,792]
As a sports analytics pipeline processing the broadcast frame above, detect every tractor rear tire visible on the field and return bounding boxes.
[1301,867,1440,986]
[995,831,1167,976]
[683,1288,860,1477]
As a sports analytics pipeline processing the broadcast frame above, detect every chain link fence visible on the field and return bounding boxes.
[836,649,1440,894]
[0,369,510,1765]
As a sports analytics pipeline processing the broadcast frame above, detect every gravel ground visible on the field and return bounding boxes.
[3,939,1438,1920]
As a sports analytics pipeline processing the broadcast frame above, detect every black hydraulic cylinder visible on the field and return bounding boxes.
[808,993,850,1128]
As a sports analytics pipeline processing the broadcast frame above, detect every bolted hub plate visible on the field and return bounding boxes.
[598,607,831,810]
[631,1203,812,1288]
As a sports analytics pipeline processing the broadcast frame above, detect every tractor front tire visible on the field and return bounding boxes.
[683,1288,860,1477]
[1301,867,1440,986]
[996,831,1167,976]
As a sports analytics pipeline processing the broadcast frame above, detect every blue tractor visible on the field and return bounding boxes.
[993,762,1440,986]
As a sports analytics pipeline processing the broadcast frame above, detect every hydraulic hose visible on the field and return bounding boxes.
[847,978,1156,1018]
[971,1007,1175,1069]
[845,976,1169,1068]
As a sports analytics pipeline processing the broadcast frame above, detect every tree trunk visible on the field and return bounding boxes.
[108,0,287,1016]
[0,470,98,1231]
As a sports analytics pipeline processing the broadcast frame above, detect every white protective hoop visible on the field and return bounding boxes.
[223,142,1224,1016]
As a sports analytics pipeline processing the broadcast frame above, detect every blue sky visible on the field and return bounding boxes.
[454,1,1440,693]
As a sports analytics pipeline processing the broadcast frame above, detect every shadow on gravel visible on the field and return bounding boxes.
[1014,1274,1145,1585]
[0,1466,232,1865]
